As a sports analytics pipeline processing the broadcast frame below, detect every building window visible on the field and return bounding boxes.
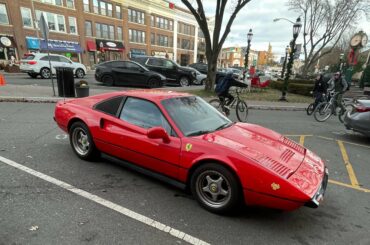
[95,23,101,38]
[107,3,112,17]
[93,0,99,14]
[69,17,77,34]
[117,27,122,40]
[169,37,173,47]
[102,24,108,39]
[129,29,145,43]
[57,15,65,32]
[41,0,63,6]
[21,7,33,28]
[83,0,90,12]
[36,11,66,32]
[178,23,194,35]
[151,33,155,44]
[128,9,145,24]
[109,25,114,40]
[100,1,107,16]
[169,20,173,31]
[115,5,122,19]
[157,35,168,47]
[66,0,74,8]
[181,39,190,49]
[85,21,92,36]
[0,4,9,25]
[151,16,155,27]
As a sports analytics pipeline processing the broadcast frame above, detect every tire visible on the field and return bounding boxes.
[314,102,333,122]
[306,103,315,115]
[40,67,51,79]
[147,78,160,88]
[190,163,241,214]
[75,68,85,78]
[200,78,206,85]
[236,100,248,122]
[69,121,99,161]
[179,76,190,87]
[102,75,114,86]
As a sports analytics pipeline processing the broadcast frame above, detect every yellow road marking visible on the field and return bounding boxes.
[329,179,370,193]
[317,136,370,149]
[337,140,360,187]
[299,136,306,146]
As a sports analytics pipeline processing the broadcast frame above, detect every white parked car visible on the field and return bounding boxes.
[20,53,86,79]
[187,67,207,85]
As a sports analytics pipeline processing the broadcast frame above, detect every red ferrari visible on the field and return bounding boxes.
[54,90,328,214]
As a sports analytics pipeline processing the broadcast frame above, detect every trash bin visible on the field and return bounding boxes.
[75,81,89,98]
[55,67,75,97]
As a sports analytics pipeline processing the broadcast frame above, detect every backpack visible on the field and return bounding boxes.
[215,76,229,94]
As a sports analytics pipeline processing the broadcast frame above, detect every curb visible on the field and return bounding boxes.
[0,96,307,111]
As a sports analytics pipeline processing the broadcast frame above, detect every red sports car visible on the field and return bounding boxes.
[54,90,328,214]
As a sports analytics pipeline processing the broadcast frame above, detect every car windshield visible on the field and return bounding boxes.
[161,96,232,137]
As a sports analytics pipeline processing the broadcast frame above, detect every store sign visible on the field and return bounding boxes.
[40,40,82,53]
[1,37,11,47]
[106,42,117,48]
[96,39,124,51]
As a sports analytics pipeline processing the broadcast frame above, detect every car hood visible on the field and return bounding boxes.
[197,123,306,178]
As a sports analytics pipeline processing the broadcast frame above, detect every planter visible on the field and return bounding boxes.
[75,86,89,98]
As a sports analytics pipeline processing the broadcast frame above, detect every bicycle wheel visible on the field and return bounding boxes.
[306,103,315,115]
[236,99,249,122]
[314,102,333,122]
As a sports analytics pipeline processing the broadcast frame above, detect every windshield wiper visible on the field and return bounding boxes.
[214,122,234,131]
[187,130,213,136]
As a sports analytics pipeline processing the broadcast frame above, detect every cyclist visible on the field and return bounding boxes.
[327,71,348,115]
[311,74,327,109]
[215,71,248,111]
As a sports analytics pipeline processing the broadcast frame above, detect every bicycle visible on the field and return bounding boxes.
[313,91,348,122]
[209,88,249,122]
[306,92,328,115]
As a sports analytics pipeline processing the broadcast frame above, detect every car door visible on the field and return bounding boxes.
[161,59,178,85]
[58,56,75,71]
[146,58,167,78]
[40,55,59,74]
[103,97,181,178]
[124,62,148,86]
[110,61,130,85]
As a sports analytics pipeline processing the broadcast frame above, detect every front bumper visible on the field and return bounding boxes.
[305,167,329,208]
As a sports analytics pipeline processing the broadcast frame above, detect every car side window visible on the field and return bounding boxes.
[59,56,71,63]
[147,58,163,67]
[163,60,174,69]
[94,96,124,116]
[125,62,141,71]
[110,61,124,68]
[40,55,58,61]
[120,97,174,136]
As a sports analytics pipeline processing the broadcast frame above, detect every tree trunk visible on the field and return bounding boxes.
[205,54,218,91]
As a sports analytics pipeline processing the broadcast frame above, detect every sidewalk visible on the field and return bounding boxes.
[0,84,308,111]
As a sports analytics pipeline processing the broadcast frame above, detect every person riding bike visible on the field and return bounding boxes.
[215,71,248,111]
[311,74,327,109]
[327,71,348,115]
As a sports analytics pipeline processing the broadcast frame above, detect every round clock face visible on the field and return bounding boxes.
[362,34,368,47]
[350,35,361,47]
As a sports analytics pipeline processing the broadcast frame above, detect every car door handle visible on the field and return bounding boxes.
[100,118,104,129]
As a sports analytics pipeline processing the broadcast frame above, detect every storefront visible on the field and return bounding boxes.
[129,48,146,59]
[96,39,125,63]
[86,40,97,67]
[0,35,18,62]
[151,51,173,60]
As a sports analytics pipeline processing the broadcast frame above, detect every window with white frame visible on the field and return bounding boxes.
[102,24,108,39]
[95,23,101,38]
[100,1,106,16]
[85,21,92,36]
[129,29,145,43]
[66,0,74,8]
[115,5,122,19]
[128,9,145,24]
[93,0,99,14]
[83,0,90,12]
[0,3,9,25]
[117,27,122,40]
[21,7,33,28]
[41,0,63,6]
[109,25,114,39]
[69,17,77,34]
[107,3,112,17]
[36,11,66,32]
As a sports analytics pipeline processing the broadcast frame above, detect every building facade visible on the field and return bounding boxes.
[0,0,200,69]
[219,46,258,68]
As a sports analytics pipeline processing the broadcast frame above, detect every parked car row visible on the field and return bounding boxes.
[20,53,86,79]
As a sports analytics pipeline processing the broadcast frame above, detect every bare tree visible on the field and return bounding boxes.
[181,0,252,91]
[288,0,370,76]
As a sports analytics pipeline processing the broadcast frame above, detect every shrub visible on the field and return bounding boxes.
[270,80,313,96]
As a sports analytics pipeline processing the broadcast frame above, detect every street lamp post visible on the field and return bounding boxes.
[279,17,302,101]
[281,45,290,78]
[243,29,253,80]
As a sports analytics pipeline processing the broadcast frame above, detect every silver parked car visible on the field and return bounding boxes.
[344,100,370,137]
[187,67,207,85]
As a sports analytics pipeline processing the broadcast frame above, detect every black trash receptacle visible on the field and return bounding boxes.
[55,67,75,97]
[75,85,89,98]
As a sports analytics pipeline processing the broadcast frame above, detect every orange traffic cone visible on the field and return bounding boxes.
[0,74,6,86]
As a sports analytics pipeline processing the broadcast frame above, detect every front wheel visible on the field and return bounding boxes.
[102,75,114,86]
[179,76,190,87]
[236,100,248,122]
[75,68,85,78]
[314,102,333,122]
[69,121,99,161]
[190,163,241,214]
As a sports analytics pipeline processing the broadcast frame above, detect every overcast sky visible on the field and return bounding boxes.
[173,0,370,59]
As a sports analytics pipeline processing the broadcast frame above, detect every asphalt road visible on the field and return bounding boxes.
[1,102,370,245]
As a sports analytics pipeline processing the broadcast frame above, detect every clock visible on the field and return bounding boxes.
[361,34,368,47]
[350,34,362,47]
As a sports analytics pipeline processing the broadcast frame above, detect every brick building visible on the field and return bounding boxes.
[0,0,200,69]
[220,46,258,68]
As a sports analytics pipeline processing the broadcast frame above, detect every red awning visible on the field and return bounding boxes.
[86,40,97,51]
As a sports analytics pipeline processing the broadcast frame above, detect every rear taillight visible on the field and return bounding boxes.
[355,105,370,113]
[28,61,37,65]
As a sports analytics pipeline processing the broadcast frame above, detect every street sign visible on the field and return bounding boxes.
[39,13,49,40]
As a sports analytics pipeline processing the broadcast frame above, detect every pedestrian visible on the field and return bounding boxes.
[327,71,348,115]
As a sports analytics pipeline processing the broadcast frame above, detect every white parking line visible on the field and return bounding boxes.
[0,155,210,245]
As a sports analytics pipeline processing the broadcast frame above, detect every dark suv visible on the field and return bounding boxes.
[131,56,196,86]
[188,62,226,84]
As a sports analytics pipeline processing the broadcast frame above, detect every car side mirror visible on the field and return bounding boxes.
[147,127,170,143]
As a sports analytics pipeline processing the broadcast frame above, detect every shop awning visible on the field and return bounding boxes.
[26,37,40,50]
[86,40,97,51]
[40,40,82,53]
[0,35,16,48]
[96,39,125,52]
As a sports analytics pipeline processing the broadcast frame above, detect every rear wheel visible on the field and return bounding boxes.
[40,67,51,79]
[314,102,333,122]
[179,76,190,87]
[147,78,160,88]
[102,75,114,86]
[69,121,99,161]
[191,163,241,214]
[306,103,315,115]
[236,100,248,122]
